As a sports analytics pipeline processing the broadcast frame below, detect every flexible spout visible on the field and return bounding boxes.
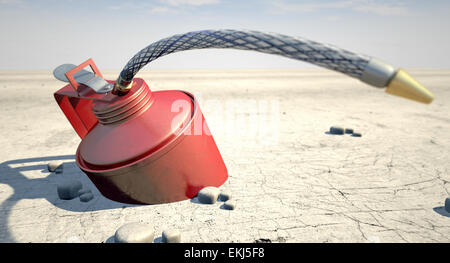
[114,29,434,103]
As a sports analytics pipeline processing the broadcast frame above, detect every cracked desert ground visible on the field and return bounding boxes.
[0,69,449,243]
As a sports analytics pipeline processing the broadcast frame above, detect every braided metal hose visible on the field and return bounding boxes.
[114,29,434,104]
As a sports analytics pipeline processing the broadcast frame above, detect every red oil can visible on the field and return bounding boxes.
[54,59,228,204]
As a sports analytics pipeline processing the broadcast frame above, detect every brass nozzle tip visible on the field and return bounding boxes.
[385,69,434,104]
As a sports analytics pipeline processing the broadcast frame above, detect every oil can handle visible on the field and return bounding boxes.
[65,58,104,91]
[54,59,106,139]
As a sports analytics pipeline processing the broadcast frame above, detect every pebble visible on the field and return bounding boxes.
[78,188,91,196]
[329,126,344,135]
[197,186,220,204]
[79,192,94,202]
[161,229,182,243]
[114,222,155,243]
[352,132,362,137]
[345,128,354,134]
[48,161,64,173]
[57,180,82,200]
[254,238,271,243]
[218,191,232,202]
[223,200,237,210]
[445,197,450,213]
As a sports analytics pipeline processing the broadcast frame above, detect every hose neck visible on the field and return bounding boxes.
[112,75,133,96]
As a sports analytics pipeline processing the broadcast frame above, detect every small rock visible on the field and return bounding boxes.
[445,198,450,213]
[57,180,82,200]
[276,236,287,243]
[48,161,64,173]
[329,126,344,135]
[114,222,154,243]
[352,132,362,137]
[218,191,232,202]
[223,200,237,210]
[78,188,91,196]
[79,192,94,202]
[254,238,271,243]
[197,186,220,204]
[345,128,354,134]
[161,229,182,243]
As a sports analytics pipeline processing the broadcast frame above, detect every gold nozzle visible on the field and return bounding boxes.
[385,69,434,104]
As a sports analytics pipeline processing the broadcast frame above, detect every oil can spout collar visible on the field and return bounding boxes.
[93,79,154,125]
[112,74,133,95]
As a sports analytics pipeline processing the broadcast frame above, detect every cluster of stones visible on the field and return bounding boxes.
[48,161,94,202]
[112,187,236,243]
[329,126,362,137]
[51,160,242,242]
[113,222,182,243]
[197,186,236,210]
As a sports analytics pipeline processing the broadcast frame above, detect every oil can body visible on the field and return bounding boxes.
[54,63,228,204]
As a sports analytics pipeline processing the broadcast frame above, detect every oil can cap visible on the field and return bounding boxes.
[78,78,193,169]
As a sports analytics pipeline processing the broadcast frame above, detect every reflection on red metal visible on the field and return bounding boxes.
[54,59,228,204]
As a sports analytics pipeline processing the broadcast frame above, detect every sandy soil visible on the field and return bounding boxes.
[0,69,449,243]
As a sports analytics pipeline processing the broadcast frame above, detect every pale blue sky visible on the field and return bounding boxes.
[1,0,449,70]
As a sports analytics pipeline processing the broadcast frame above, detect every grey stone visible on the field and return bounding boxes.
[114,222,154,243]
[161,229,182,243]
[219,191,232,202]
[254,238,272,243]
[329,126,344,135]
[223,200,237,210]
[197,186,220,204]
[48,161,63,173]
[78,188,91,196]
[79,192,94,202]
[445,198,450,213]
[352,132,362,137]
[345,128,354,134]
[57,180,82,200]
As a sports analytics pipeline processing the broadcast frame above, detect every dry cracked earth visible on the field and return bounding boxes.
[0,69,449,243]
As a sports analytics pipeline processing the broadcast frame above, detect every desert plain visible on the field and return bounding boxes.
[0,69,449,242]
